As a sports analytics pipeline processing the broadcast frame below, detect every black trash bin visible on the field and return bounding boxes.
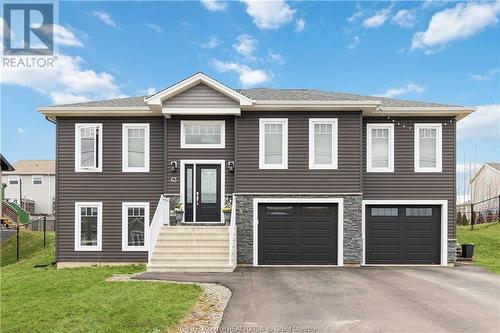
[461,243,475,258]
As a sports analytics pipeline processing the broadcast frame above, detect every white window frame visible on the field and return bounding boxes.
[8,176,19,185]
[122,202,150,251]
[259,118,288,169]
[180,120,225,149]
[309,118,338,169]
[75,123,103,172]
[366,123,394,173]
[32,175,43,186]
[414,123,442,173]
[122,123,150,172]
[74,202,102,251]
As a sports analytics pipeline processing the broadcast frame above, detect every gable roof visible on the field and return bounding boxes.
[38,72,475,119]
[485,163,500,172]
[3,160,55,175]
[469,162,500,184]
[1,154,15,172]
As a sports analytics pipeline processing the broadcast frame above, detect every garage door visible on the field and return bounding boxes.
[366,205,441,264]
[258,203,338,265]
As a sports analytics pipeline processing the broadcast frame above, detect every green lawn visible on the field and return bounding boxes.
[0,229,55,267]
[1,241,201,333]
[457,222,500,274]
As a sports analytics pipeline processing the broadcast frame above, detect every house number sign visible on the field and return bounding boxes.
[169,177,178,183]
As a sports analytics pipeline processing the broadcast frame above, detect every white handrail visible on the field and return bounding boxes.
[148,195,169,263]
[228,194,236,266]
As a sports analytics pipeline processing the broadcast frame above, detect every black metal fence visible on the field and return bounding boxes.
[14,215,54,262]
[457,196,500,229]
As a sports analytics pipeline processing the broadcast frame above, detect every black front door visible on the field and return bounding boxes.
[193,164,221,222]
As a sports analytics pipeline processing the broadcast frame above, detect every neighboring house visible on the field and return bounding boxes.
[2,160,55,215]
[38,73,475,270]
[469,163,500,222]
[1,154,16,224]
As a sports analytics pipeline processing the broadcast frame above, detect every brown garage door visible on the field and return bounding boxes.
[258,203,338,265]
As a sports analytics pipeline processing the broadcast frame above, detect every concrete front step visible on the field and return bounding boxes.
[157,234,229,241]
[146,263,235,273]
[153,246,228,254]
[154,239,229,247]
[161,226,229,233]
[151,254,229,262]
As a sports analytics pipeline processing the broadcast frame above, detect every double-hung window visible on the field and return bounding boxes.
[32,175,43,186]
[75,202,102,251]
[367,123,394,172]
[75,123,102,172]
[122,124,150,172]
[181,120,225,148]
[309,118,338,169]
[122,202,149,251]
[259,118,288,169]
[414,124,442,172]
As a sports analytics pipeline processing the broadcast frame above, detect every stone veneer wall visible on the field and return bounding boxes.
[234,194,363,265]
[448,239,457,263]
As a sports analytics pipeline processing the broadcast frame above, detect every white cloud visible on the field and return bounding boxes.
[412,2,500,51]
[16,128,26,134]
[201,35,221,49]
[267,50,285,65]
[377,84,426,98]
[469,69,499,81]
[457,104,500,140]
[363,7,391,28]
[348,35,360,49]
[392,9,417,28]
[233,34,258,59]
[146,23,164,33]
[50,24,84,47]
[347,2,364,22]
[139,87,157,96]
[295,18,306,32]
[242,0,295,30]
[93,11,117,27]
[211,59,271,87]
[200,0,227,12]
[1,54,125,104]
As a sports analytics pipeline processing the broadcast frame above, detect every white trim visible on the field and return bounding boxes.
[252,197,344,267]
[309,118,338,169]
[75,123,103,172]
[122,123,150,172]
[8,175,19,185]
[32,175,43,186]
[74,202,102,251]
[414,123,442,173]
[122,202,150,251]
[162,107,241,116]
[147,73,254,107]
[180,120,225,149]
[259,118,288,169]
[179,160,225,223]
[362,200,448,266]
[366,123,394,173]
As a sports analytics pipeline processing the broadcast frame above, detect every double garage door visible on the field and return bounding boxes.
[258,203,338,265]
[365,205,441,264]
[257,203,441,265]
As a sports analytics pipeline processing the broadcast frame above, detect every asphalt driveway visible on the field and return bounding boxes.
[136,265,500,332]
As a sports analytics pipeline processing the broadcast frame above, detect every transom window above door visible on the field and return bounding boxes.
[259,118,288,169]
[181,120,225,148]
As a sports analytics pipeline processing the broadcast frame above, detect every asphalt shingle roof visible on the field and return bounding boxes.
[50,88,460,108]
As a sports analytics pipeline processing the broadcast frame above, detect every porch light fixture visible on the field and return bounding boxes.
[170,161,178,172]
[227,161,235,172]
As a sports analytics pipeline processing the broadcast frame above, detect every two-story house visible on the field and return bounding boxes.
[38,73,474,271]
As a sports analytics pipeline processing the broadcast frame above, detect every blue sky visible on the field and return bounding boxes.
[1,0,499,201]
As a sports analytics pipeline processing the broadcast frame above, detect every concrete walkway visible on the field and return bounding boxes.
[135,265,500,333]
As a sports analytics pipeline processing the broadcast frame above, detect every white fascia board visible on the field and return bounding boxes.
[366,106,476,120]
[162,107,241,116]
[146,73,254,107]
[247,100,381,110]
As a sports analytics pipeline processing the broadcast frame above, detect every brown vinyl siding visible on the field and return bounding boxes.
[56,117,165,262]
[362,117,456,238]
[163,83,239,108]
[235,111,362,193]
[165,115,235,194]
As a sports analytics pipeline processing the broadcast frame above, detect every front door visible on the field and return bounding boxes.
[184,164,222,223]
